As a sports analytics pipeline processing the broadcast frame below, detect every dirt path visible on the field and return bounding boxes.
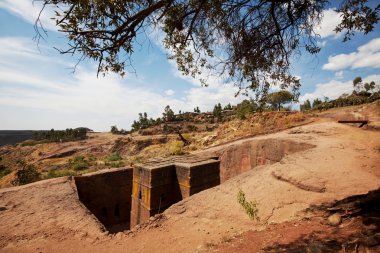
[1,117,379,252]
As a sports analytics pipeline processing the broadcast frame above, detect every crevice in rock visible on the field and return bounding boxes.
[271,171,326,193]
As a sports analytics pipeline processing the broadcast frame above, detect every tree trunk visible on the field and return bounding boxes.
[177,131,190,146]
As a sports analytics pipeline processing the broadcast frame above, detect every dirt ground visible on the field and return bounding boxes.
[214,188,380,252]
[0,104,379,252]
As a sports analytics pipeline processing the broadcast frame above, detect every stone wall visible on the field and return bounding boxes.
[212,139,315,182]
[74,167,133,230]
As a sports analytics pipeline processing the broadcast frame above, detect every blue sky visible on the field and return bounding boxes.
[0,1,379,131]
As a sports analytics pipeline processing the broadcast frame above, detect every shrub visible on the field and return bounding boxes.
[73,155,85,162]
[106,152,122,162]
[72,163,89,171]
[182,133,191,141]
[237,189,259,221]
[11,163,41,186]
[69,155,90,171]
[0,165,11,179]
[171,141,185,155]
[87,154,96,162]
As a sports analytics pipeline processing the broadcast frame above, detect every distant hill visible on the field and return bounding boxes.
[0,128,95,147]
[0,130,36,146]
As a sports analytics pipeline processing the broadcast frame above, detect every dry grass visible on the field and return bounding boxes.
[190,111,308,148]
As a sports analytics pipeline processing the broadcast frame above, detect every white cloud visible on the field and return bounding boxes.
[323,38,380,70]
[0,0,56,30]
[335,70,344,79]
[300,80,352,102]
[0,66,185,131]
[300,74,380,102]
[314,9,342,39]
[164,89,175,96]
[0,37,247,131]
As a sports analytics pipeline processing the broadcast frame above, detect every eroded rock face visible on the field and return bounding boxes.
[74,167,133,231]
[211,139,315,182]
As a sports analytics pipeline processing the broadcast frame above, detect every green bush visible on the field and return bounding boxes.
[11,163,41,186]
[237,189,259,221]
[87,154,96,162]
[106,152,122,162]
[69,155,90,171]
[72,163,89,171]
[0,165,11,179]
[73,155,85,162]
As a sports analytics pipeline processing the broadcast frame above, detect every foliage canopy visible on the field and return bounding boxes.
[266,90,294,110]
[38,0,379,97]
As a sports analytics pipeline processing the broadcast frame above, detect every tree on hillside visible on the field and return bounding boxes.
[236,99,257,119]
[37,0,379,98]
[370,81,376,92]
[353,76,363,92]
[193,106,201,113]
[267,90,294,111]
[312,98,322,108]
[162,105,175,122]
[110,125,119,134]
[364,81,376,93]
[213,103,223,120]
[32,128,87,141]
[131,112,160,131]
[224,103,233,110]
[300,99,312,111]
[138,112,150,129]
